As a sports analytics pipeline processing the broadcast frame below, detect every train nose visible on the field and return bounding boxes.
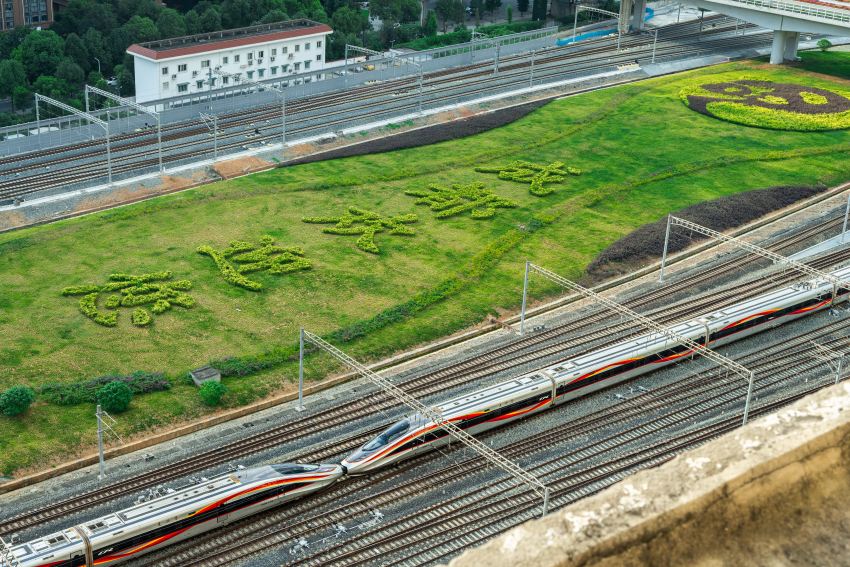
[340,464,348,475]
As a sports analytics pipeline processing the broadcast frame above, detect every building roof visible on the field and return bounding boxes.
[127,19,332,61]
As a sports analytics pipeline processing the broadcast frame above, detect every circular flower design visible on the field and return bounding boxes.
[680,79,850,131]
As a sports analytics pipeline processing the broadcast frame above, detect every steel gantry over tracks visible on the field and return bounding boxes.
[298,329,551,516]
[519,262,758,424]
[84,84,163,173]
[660,216,850,302]
[35,94,113,184]
[214,69,287,159]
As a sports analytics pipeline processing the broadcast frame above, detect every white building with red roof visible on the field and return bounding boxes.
[127,19,333,104]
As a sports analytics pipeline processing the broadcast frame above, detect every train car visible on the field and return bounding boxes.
[5,463,343,567]
[343,265,850,473]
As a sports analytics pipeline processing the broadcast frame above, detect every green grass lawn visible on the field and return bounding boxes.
[3,55,850,477]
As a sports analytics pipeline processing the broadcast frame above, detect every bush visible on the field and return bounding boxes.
[40,371,170,406]
[199,381,227,406]
[0,386,35,417]
[818,38,832,52]
[95,381,133,413]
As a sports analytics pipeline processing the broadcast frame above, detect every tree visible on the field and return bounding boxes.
[12,85,31,110]
[331,6,370,36]
[531,0,547,20]
[472,0,483,25]
[0,27,32,61]
[0,386,35,417]
[83,29,111,74]
[198,381,227,406]
[64,33,91,73]
[96,381,133,413]
[517,0,529,14]
[424,10,438,36]
[18,30,65,81]
[370,0,421,23]
[199,7,223,32]
[56,58,86,87]
[258,9,290,24]
[507,5,512,22]
[32,76,73,99]
[818,38,832,52]
[122,15,160,45]
[435,0,455,31]
[484,0,501,19]
[112,64,135,96]
[0,60,27,99]
[157,8,187,39]
[52,0,118,37]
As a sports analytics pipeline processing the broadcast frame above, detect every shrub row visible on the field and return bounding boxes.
[40,371,170,406]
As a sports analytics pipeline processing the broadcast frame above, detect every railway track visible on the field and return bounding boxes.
[150,317,850,566]
[0,18,766,200]
[0,209,843,538]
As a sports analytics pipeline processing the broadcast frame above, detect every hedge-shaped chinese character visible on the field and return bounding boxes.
[405,182,517,219]
[62,272,195,327]
[198,235,311,291]
[302,206,417,254]
[476,161,581,196]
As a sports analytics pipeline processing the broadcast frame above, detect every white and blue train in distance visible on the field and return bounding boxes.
[6,463,342,567]
[342,264,850,473]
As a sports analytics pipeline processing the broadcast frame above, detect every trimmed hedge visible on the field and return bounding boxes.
[198,235,311,291]
[40,371,170,406]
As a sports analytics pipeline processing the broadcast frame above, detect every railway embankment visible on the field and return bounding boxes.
[446,381,850,567]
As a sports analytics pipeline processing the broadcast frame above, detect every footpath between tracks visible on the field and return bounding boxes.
[2,179,849,495]
[446,381,850,567]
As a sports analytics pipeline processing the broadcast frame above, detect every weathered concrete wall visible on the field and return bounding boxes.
[448,382,850,567]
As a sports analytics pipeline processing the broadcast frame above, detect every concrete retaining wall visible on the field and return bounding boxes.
[447,382,850,567]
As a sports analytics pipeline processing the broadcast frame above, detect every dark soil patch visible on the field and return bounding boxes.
[286,99,552,167]
[585,184,828,283]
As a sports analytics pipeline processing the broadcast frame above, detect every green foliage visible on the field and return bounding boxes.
[18,30,65,80]
[435,0,465,30]
[62,272,195,328]
[303,206,418,253]
[517,0,529,13]
[476,161,581,196]
[40,372,170,406]
[56,58,86,87]
[198,381,227,406]
[425,10,438,37]
[818,38,833,52]
[0,386,35,417]
[0,59,26,99]
[198,235,311,291]
[532,0,547,20]
[400,20,542,50]
[405,182,517,218]
[507,6,513,23]
[96,381,133,413]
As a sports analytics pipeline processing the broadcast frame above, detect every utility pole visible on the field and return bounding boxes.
[297,328,306,411]
[97,404,105,480]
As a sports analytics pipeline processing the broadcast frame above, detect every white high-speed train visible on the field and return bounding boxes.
[5,463,342,567]
[342,264,850,473]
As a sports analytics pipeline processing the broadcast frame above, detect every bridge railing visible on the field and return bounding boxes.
[723,0,850,23]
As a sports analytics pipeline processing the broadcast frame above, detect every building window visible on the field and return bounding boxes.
[281,64,289,72]
[258,50,264,58]
[223,56,229,64]
[258,69,265,78]
[282,46,288,54]
[272,48,277,56]
[271,66,278,75]
[162,82,169,89]
[304,60,311,70]
[201,60,210,68]
[161,67,169,75]
[223,76,230,85]
[247,70,254,79]
[316,54,322,61]
[247,52,253,60]
[317,40,322,48]
[177,83,188,93]
[295,44,300,52]
[196,80,204,89]
[316,74,322,80]
[178,64,187,72]
[305,42,311,50]
[234,54,240,62]
[294,62,300,71]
